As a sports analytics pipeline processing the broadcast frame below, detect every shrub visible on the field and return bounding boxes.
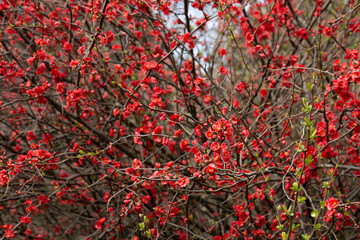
[0,0,359,239]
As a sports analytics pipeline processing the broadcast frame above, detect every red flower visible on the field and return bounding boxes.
[260,89,268,98]
[177,177,190,188]
[245,32,254,42]
[35,62,46,75]
[174,129,182,137]
[184,60,193,71]
[254,45,263,52]
[204,95,212,104]
[294,28,309,40]
[26,205,38,213]
[211,142,220,152]
[344,49,358,60]
[219,66,228,75]
[105,31,114,43]
[113,108,120,116]
[220,48,227,56]
[37,195,50,204]
[95,217,106,230]
[193,77,204,85]
[205,129,214,139]
[132,158,143,169]
[152,126,163,135]
[26,131,37,141]
[63,42,72,52]
[248,202,255,210]
[180,140,191,152]
[206,163,216,175]
[325,197,339,210]
[256,215,266,227]
[152,126,164,143]
[0,170,9,186]
[324,209,337,222]
[56,82,64,94]
[135,31,142,39]
[21,216,32,224]
[5,229,15,239]
[236,82,246,93]
[265,150,272,158]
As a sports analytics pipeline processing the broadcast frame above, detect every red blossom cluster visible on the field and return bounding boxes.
[0,0,360,239]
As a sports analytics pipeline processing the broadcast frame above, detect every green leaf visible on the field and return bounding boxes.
[306,82,314,91]
[306,155,313,165]
[297,196,307,203]
[302,98,307,105]
[286,205,293,216]
[146,229,151,238]
[310,127,318,140]
[139,222,145,230]
[304,117,310,126]
[311,209,318,218]
[314,223,321,231]
[291,182,299,191]
[307,105,312,113]
[291,223,300,230]
[302,234,309,240]
[313,73,318,81]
